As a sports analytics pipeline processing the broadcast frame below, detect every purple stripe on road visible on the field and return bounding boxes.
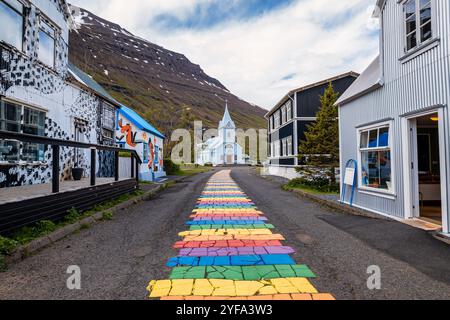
[178,246,295,257]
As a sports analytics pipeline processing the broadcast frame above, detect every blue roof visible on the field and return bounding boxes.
[119,105,165,139]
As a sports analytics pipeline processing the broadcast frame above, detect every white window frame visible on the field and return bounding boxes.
[0,99,46,163]
[403,0,434,53]
[38,15,57,69]
[281,106,287,125]
[286,101,292,122]
[282,138,287,156]
[0,0,24,51]
[356,121,396,196]
[287,136,293,156]
[274,111,280,129]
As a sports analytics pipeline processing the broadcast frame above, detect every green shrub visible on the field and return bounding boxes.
[12,220,57,245]
[102,211,114,221]
[119,151,131,158]
[0,236,18,255]
[164,158,180,175]
[285,177,340,193]
[34,220,57,235]
[65,208,80,224]
[204,163,213,167]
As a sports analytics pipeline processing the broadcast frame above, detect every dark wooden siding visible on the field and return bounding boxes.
[0,179,138,235]
[297,120,315,146]
[296,76,357,117]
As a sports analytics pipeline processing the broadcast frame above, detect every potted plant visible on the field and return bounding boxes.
[72,166,84,181]
[72,149,84,181]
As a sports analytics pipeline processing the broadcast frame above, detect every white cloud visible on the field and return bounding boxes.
[70,0,379,110]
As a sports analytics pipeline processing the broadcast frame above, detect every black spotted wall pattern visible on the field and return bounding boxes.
[0,1,115,188]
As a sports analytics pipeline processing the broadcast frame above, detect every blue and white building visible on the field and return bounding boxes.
[196,103,246,166]
[116,106,166,181]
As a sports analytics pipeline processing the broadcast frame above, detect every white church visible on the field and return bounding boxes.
[196,103,246,166]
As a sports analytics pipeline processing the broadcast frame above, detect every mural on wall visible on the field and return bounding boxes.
[0,6,69,96]
[117,118,137,147]
[0,0,118,188]
[142,132,163,172]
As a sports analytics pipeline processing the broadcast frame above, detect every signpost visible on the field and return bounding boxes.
[341,159,358,207]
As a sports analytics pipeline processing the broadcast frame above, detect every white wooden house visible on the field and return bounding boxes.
[337,0,450,235]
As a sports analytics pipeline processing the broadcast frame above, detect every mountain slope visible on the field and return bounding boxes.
[68,6,267,134]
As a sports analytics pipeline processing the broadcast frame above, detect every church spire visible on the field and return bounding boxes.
[219,100,236,129]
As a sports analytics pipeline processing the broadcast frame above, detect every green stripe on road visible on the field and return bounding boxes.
[169,265,316,281]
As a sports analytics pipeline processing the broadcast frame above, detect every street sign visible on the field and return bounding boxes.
[341,159,358,207]
[344,167,356,186]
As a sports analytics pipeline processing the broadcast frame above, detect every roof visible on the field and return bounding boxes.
[68,63,164,139]
[68,62,119,106]
[335,56,382,106]
[219,102,236,129]
[265,71,359,118]
[119,105,165,139]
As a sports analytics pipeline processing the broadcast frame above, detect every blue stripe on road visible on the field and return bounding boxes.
[166,254,296,267]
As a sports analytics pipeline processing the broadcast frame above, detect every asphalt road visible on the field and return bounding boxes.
[0,167,449,300]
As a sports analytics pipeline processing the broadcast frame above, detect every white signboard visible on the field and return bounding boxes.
[344,168,356,186]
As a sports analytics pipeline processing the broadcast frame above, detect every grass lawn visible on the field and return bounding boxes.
[177,164,213,176]
[284,184,339,196]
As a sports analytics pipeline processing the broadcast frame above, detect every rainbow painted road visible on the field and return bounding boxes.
[147,170,335,300]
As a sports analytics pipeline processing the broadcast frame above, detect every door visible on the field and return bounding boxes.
[404,110,447,231]
[226,145,234,164]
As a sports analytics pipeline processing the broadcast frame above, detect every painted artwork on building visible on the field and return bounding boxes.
[0,0,119,188]
[116,106,165,182]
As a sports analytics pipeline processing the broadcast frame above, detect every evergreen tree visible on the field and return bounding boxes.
[298,82,340,183]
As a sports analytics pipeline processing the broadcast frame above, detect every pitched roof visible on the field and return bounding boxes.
[119,105,165,139]
[219,101,236,129]
[335,56,382,106]
[68,63,165,139]
[265,71,359,118]
[68,62,119,105]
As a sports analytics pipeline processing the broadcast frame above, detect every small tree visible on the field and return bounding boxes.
[298,82,340,183]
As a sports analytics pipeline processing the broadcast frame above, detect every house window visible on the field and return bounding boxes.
[143,143,149,163]
[286,101,292,121]
[404,0,432,52]
[102,103,115,130]
[0,100,45,162]
[281,106,286,124]
[38,18,56,68]
[274,111,280,129]
[287,136,293,156]
[273,140,280,157]
[359,124,392,192]
[282,138,288,156]
[0,0,24,51]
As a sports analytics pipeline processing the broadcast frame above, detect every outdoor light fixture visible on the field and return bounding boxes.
[431,117,439,121]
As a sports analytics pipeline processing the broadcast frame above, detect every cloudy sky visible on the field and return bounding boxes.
[70,0,380,110]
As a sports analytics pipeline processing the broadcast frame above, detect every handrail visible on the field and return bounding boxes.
[0,130,141,192]
[0,130,142,164]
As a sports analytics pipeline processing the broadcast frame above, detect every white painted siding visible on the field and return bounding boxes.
[339,0,450,222]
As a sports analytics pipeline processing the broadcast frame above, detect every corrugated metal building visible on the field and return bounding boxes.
[337,0,450,235]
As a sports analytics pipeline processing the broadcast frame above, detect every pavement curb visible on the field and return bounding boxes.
[4,181,174,265]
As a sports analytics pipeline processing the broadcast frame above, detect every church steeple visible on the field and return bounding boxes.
[219,100,236,129]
